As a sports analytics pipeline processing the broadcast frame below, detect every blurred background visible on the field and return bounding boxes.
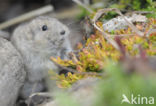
[0,0,155,48]
[0,0,93,48]
[0,0,94,22]
[0,0,71,22]
[0,0,155,23]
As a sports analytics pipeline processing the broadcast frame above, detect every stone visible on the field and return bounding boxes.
[40,77,99,106]
[103,14,147,32]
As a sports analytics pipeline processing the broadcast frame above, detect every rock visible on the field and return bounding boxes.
[68,77,99,106]
[39,100,56,106]
[103,14,147,32]
[0,38,26,106]
[40,77,99,106]
[26,93,50,106]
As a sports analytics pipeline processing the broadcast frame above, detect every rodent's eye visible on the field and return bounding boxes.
[60,30,65,35]
[42,25,48,31]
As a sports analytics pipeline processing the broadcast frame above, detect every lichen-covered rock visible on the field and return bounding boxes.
[103,14,147,32]
[0,38,26,106]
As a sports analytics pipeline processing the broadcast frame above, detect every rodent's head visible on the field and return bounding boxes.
[12,16,70,56]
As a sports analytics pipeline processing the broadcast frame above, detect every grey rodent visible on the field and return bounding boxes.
[11,16,72,99]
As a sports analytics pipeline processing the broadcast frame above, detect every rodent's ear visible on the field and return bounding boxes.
[12,23,34,42]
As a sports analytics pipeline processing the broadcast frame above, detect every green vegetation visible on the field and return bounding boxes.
[50,18,156,88]
[49,1,156,105]
[54,62,156,106]
[78,0,156,18]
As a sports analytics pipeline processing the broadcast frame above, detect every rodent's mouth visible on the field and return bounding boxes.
[48,38,64,47]
[60,38,64,42]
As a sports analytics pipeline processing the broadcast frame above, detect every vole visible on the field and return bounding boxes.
[11,16,72,99]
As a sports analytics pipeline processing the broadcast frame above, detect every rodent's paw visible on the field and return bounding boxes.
[60,38,73,59]
[60,48,72,60]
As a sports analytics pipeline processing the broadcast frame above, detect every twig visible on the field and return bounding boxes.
[114,9,144,36]
[91,8,146,50]
[93,8,144,36]
[27,92,52,106]
[93,23,120,50]
[92,9,112,22]
[29,92,52,98]
[72,0,94,13]
[0,5,53,30]
[92,9,120,50]
[71,3,119,49]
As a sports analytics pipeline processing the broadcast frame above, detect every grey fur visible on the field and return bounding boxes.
[11,16,72,99]
[0,38,26,106]
[0,30,10,40]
